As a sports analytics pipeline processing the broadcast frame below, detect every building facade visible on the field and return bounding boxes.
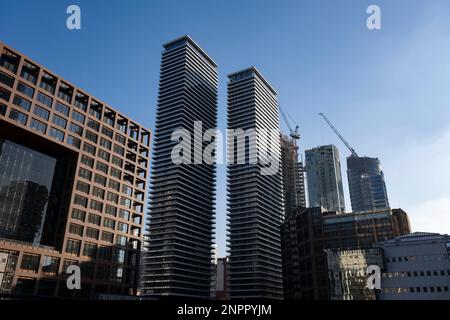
[347,156,390,212]
[227,67,284,299]
[141,36,218,298]
[377,232,450,300]
[281,207,410,299]
[0,42,151,298]
[305,145,346,213]
[213,257,229,300]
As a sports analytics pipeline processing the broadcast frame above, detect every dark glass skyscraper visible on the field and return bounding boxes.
[347,156,390,212]
[141,36,218,298]
[227,67,284,299]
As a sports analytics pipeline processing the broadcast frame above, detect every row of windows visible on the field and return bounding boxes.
[383,286,449,294]
[0,49,150,147]
[20,253,59,274]
[383,270,450,278]
[386,255,448,263]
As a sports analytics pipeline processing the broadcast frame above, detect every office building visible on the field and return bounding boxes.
[280,134,306,215]
[141,36,218,298]
[281,207,410,299]
[0,42,151,298]
[377,232,450,300]
[347,156,390,212]
[227,67,284,299]
[305,145,346,213]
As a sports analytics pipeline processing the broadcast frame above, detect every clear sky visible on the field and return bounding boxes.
[2,0,450,257]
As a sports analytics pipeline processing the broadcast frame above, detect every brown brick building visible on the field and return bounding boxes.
[0,42,151,298]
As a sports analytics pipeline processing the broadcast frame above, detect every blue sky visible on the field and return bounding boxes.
[2,0,450,256]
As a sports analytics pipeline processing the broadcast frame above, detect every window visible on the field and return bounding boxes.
[69,223,84,236]
[30,118,47,134]
[110,168,121,179]
[0,103,6,116]
[115,133,126,145]
[101,231,114,243]
[13,95,31,111]
[113,144,124,156]
[74,93,88,111]
[90,199,103,213]
[71,209,86,222]
[87,118,100,131]
[0,87,10,102]
[32,105,49,121]
[94,174,107,186]
[107,192,118,204]
[103,218,115,230]
[119,210,130,221]
[71,110,85,124]
[111,156,123,168]
[100,137,112,150]
[85,130,98,143]
[122,185,133,196]
[55,102,69,116]
[98,149,110,162]
[92,186,105,199]
[67,135,81,148]
[86,227,99,240]
[82,142,96,156]
[65,239,81,255]
[17,82,34,98]
[9,109,27,124]
[78,168,92,181]
[121,197,132,209]
[20,254,40,272]
[0,71,14,87]
[116,235,127,246]
[42,257,59,274]
[39,72,56,94]
[117,222,128,233]
[96,161,108,174]
[76,181,90,194]
[88,213,101,226]
[69,122,83,136]
[83,243,97,258]
[62,260,77,273]
[58,83,73,103]
[52,114,67,129]
[101,126,113,139]
[74,195,88,208]
[80,155,94,168]
[105,204,117,217]
[108,179,120,192]
[113,249,126,264]
[49,127,64,141]
[36,92,53,108]
[89,101,102,119]
[20,61,39,84]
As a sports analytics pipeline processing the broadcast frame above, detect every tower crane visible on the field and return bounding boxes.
[280,106,300,141]
[319,112,359,157]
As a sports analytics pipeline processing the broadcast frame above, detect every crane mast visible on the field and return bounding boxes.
[319,112,359,157]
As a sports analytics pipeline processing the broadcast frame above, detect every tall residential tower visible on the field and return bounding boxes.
[305,145,346,213]
[141,36,218,298]
[227,67,284,299]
